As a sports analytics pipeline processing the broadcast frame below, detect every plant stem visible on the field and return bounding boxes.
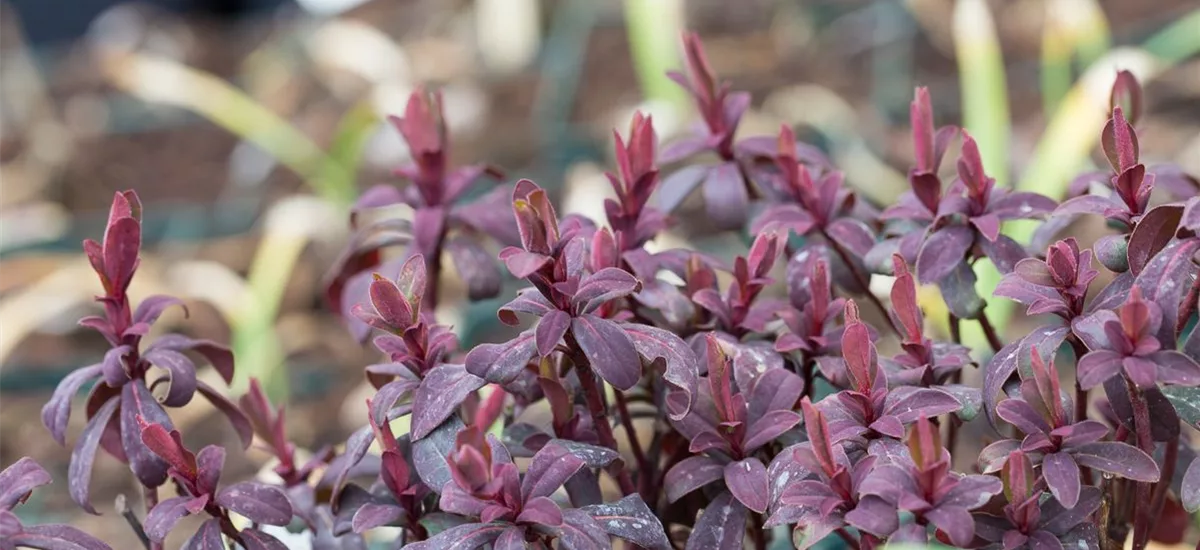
[750,513,767,550]
[424,215,448,311]
[1067,336,1090,424]
[821,230,900,336]
[976,308,1004,352]
[949,313,962,344]
[613,390,651,499]
[1097,471,1113,550]
[143,486,162,550]
[568,339,637,496]
[1125,377,1153,550]
[1141,435,1178,549]
[116,494,151,550]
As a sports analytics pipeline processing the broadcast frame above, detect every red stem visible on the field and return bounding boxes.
[568,338,637,496]
[1125,378,1154,550]
[143,486,162,550]
[976,309,1004,353]
[821,229,900,336]
[613,391,651,499]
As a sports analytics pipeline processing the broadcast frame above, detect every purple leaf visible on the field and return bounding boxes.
[7,524,114,550]
[103,217,141,292]
[983,326,1068,426]
[330,427,375,508]
[100,346,131,387]
[1043,452,1081,509]
[885,388,962,423]
[657,165,710,214]
[937,262,985,320]
[624,324,699,420]
[240,528,290,550]
[996,399,1051,435]
[351,503,405,532]
[216,482,293,526]
[494,527,527,550]
[535,310,571,357]
[412,416,464,493]
[665,455,724,503]
[143,349,197,407]
[412,364,484,440]
[195,446,224,496]
[752,204,814,235]
[557,509,611,550]
[499,288,555,325]
[1127,204,1183,276]
[742,410,802,453]
[744,367,803,426]
[979,235,1028,274]
[464,331,537,385]
[503,250,552,279]
[917,225,974,283]
[446,235,501,301]
[195,381,253,450]
[121,381,172,488]
[145,495,208,542]
[1076,350,1123,390]
[571,315,641,391]
[826,218,876,258]
[724,458,769,513]
[516,495,563,526]
[1134,238,1200,345]
[925,505,975,547]
[703,162,749,230]
[41,364,103,446]
[991,192,1057,220]
[0,457,52,509]
[685,491,747,550]
[68,398,118,514]
[844,495,899,537]
[404,522,509,550]
[368,378,419,427]
[549,440,619,468]
[147,335,235,386]
[1072,442,1159,482]
[574,268,641,314]
[1182,459,1200,513]
[133,295,187,327]
[522,443,586,500]
[1150,350,1200,386]
[580,494,670,550]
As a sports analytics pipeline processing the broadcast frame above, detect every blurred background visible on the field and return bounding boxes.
[1,0,1198,547]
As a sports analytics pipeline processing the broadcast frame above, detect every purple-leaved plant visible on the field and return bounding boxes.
[0,458,110,550]
[326,87,516,340]
[14,30,1200,550]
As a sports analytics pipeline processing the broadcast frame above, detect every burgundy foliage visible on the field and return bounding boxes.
[11,33,1200,550]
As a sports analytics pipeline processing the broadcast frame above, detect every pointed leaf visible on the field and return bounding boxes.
[917,225,974,283]
[624,324,699,420]
[571,315,641,390]
[580,494,670,550]
[68,397,118,514]
[464,331,537,385]
[685,491,747,550]
[664,455,724,503]
[181,519,224,550]
[412,416,464,493]
[522,443,586,500]
[145,495,208,542]
[1072,442,1159,482]
[42,365,103,446]
[121,382,172,488]
[535,311,570,357]
[412,364,485,440]
[724,458,769,513]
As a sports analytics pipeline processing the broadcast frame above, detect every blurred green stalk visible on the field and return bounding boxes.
[623,0,687,111]
[952,0,1009,350]
[234,102,377,401]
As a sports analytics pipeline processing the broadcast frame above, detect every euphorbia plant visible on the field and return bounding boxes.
[11,30,1200,550]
